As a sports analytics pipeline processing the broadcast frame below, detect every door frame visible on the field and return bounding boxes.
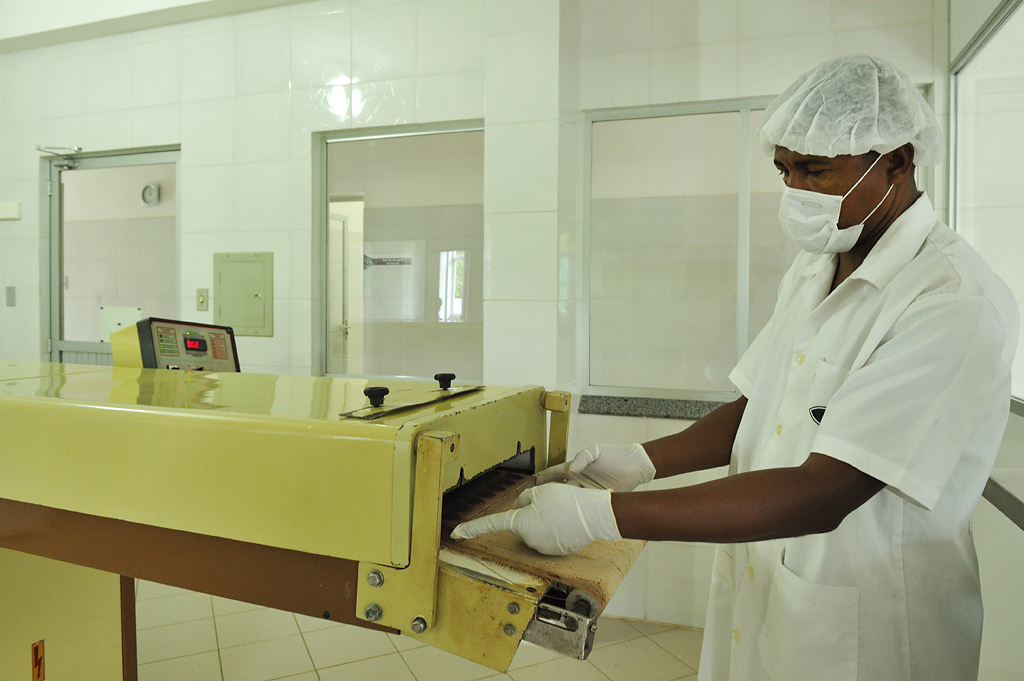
[325,207,350,375]
[41,146,181,364]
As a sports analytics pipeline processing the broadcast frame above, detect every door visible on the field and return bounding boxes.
[45,149,180,365]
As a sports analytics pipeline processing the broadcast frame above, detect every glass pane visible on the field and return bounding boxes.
[956,4,1024,397]
[749,109,800,342]
[326,131,484,380]
[590,113,739,392]
[61,164,178,343]
[439,250,467,322]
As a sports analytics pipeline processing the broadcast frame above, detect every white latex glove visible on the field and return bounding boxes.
[450,483,621,556]
[535,443,656,493]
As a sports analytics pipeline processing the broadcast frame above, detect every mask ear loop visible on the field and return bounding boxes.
[842,152,885,201]
[858,183,894,226]
[843,153,893,227]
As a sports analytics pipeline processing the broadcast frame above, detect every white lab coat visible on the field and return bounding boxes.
[698,194,1018,681]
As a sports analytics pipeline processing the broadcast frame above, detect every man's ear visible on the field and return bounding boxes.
[886,143,916,185]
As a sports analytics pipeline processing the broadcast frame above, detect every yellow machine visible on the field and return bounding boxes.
[0,360,130,681]
[0,358,642,679]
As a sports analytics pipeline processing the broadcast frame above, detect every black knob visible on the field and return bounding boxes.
[434,373,456,390]
[363,386,389,407]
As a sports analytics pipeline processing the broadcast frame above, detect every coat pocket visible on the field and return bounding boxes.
[806,358,849,427]
[757,550,859,681]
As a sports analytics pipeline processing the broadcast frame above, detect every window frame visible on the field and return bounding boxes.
[582,98,775,403]
[949,0,1024,414]
[312,120,484,378]
[42,145,181,365]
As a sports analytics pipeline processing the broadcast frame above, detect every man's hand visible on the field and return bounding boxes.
[450,484,621,556]
[535,443,656,492]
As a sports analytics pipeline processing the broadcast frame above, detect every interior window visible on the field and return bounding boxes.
[325,130,483,380]
[955,3,1024,397]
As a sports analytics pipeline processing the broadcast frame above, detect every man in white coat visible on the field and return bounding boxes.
[453,54,1018,680]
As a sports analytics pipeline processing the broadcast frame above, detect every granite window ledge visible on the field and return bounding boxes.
[578,395,723,421]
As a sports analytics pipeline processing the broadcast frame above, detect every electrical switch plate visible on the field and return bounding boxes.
[197,288,209,311]
[5,287,14,307]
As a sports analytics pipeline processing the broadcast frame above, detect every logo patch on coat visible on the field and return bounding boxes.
[809,406,826,425]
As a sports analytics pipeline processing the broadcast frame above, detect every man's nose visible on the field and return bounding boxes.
[785,173,810,191]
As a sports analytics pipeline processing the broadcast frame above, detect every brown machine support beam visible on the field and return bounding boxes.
[0,497,396,635]
[121,576,138,681]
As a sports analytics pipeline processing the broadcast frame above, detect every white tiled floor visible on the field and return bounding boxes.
[135,581,702,681]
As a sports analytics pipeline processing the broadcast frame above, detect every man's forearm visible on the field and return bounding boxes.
[642,396,746,479]
[611,453,885,544]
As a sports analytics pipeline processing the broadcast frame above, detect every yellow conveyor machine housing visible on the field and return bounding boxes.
[0,359,643,680]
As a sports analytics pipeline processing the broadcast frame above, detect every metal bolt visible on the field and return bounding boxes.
[365,603,383,622]
[411,617,428,634]
[503,624,516,636]
[367,570,384,587]
[507,603,520,615]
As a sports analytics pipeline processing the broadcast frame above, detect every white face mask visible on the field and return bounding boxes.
[778,154,894,255]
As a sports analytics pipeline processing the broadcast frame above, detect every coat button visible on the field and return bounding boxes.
[733,628,741,642]
[796,353,805,365]
[775,425,782,436]
[747,566,754,579]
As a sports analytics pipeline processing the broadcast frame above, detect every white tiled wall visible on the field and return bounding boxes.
[0,0,954,636]
[481,3,563,390]
[0,0,949,369]
[580,0,940,111]
[556,0,583,392]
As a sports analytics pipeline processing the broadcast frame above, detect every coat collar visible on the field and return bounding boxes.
[847,192,936,290]
[795,192,936,291]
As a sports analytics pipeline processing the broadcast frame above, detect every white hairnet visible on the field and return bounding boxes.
[757,54,943,166]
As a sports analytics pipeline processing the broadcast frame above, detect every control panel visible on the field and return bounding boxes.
[112,318,241,372]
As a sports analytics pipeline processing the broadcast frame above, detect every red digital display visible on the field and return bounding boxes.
[185,338,208,353]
